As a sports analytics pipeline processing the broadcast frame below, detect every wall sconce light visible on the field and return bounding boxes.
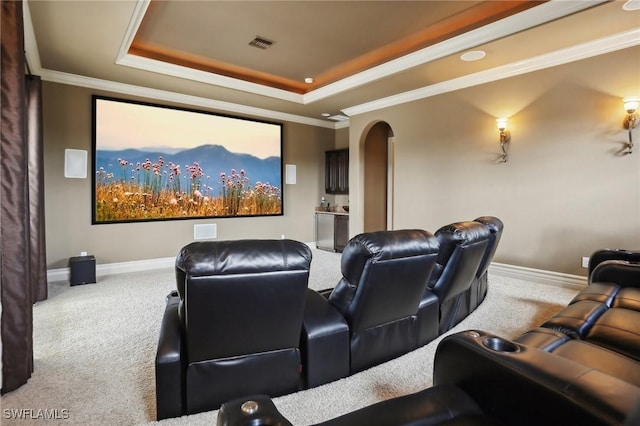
[496,118,511,163]
[623,96,639,155]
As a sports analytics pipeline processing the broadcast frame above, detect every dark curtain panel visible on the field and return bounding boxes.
[26,75,47,304]
[1,0,45,394]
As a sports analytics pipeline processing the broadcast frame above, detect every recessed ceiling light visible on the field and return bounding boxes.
[460,50,486,62]
[304,77,314,84]
[623,0,640,11]
[321,113,331,117]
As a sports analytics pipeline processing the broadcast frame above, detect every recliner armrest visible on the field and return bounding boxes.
[314,384,486,426]
[217,394,293,426]
[301,289,350,388]
[540,300,608,338]
[513,327,571,351]
[589,249,640,279]
[417,289,439,346]
[217,385,488,426]
[155,293,184,420]
[435,330,640,426]
[591,260,640,289]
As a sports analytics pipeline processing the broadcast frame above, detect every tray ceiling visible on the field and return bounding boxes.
[25,0,640,126]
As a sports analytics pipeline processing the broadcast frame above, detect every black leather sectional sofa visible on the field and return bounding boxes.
[217,248,640,426]
[155,217,503,420]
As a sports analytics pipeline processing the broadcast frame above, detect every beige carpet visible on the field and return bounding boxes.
[0,249,579,425]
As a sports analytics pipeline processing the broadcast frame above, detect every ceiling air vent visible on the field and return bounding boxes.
[328,114,349,122]
[249,36,274,50]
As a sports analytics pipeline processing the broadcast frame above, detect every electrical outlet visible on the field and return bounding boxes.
[581,256,589,268]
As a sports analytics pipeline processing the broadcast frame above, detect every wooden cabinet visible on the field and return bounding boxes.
[325,149,349,194]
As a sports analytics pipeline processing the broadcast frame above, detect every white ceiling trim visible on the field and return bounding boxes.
[115,0,304,103]
[304,0,605,104]
[23,0,42,73]
[115,0,603,105]
[333,120,350,130]
[22,1,331,129]
[116,54,305,104]
[115,0,150,64]
[20,0,634,130]
[38,69,337,129]
[342,28,640,117]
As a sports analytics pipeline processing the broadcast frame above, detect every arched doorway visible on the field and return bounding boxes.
[363,121,394,232]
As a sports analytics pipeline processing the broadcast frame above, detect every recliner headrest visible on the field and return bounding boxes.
[474,216,504,235]
[341,229,439,285]
[176,239,312,277]
[435,221,491,265]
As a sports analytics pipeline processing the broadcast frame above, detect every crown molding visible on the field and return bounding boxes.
[23,1,42,73]
[39,69,336,129]
[116,54,305,104]
[22,0,631,130]
[342,28,640,117]
[116,0,304,103]
[24,1,335,129]
[304,0,604,104]
[114,0,603,105]
[334,120,350,130]
[115,0,150,63]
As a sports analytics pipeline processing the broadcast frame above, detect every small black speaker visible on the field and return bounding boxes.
[69,255,96,286]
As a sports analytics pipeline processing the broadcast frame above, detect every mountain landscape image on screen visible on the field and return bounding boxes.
[94,144,282,222]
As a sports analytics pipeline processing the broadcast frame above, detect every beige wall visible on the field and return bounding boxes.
[43,46,640,275]
[348,46,640,276]
[43,82,335,268]
[335,127,349,149]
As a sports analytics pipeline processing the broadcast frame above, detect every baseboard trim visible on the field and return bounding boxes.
[489,262,587,289]
[47,257,175,283]
[47,242,319,283]
[48,255,586,289]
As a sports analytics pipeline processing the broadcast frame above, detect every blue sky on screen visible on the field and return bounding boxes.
[95,98,281,159]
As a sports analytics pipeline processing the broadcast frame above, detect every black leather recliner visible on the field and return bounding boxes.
[218,254,640,426]
[218,330,640,426]
[422,221,491,335]
[316,229,440,374]
[155,239,313,420]
[156,223,503,418]
[587,248,640,278]
[515,250,640,386]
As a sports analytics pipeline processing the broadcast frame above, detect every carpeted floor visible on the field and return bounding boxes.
[1,249,580,425]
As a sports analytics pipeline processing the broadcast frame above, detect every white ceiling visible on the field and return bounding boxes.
[24,0,640,128]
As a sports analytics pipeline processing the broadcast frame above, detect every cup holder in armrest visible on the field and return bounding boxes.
[482,337,520,353]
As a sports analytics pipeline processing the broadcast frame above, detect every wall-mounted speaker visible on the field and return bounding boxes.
[285,164,297,185]
[64,149,88,179]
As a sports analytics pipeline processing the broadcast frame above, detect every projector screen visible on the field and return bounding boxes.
[91,96,283,224]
